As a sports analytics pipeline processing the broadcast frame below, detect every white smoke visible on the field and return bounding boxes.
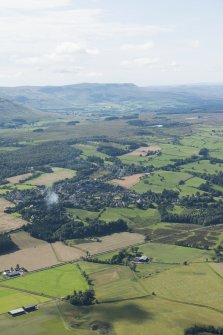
[45,189,59,206]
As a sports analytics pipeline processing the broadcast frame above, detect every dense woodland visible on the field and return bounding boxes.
[0,234,17,254]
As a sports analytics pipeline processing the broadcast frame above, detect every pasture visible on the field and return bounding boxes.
[133,170,193,193]
[142,263,223,310]
[0,301,90,335]
[0,286,49,315]
[73,297,223,335]
[5,264,88,298]
[100,207,161,229]
[81,262,146,302]
[138,242,210,263]
[181,159,223,174]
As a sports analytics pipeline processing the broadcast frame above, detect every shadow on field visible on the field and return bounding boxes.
[94,302,153,322]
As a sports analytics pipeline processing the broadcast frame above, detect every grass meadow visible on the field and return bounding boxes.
[5,264,88,298]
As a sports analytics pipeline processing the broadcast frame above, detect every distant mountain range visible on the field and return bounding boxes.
[0,83,223,121]
[0,98,46,123]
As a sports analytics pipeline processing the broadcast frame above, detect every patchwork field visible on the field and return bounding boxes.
[5,264,88,298]
[0,197,27,233]
[27,168,76,186]
[112,173,145,189]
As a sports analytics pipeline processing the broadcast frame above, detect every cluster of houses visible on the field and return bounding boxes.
[9,304,37,317]
[2,266,27,278]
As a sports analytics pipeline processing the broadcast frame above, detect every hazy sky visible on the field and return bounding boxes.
[0,0,222,86]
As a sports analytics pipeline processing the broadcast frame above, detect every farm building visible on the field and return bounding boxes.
[133,255,150,263]
[3,266,26,278]
[8,308,25,317]
[23,304,37,313]
[5,270,22,278]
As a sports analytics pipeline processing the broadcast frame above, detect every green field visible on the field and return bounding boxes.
[142,262,223,310]
[0,286,49,314]
[133,170,193,193]
[74,297,223,335]
[68,208,100,221]
[0,302,91,335]
[75,143,109,159]
[100,207,161,228]
[181,159,223,174]
[138,242,210,263]
[80,262,146,302]
[5,264,88,298]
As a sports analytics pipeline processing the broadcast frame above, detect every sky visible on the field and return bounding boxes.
[0,0,223,86]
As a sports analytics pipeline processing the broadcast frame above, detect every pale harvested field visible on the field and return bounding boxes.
[77,232,145,255]
[112,173,144,189]
[7,173,33,184]
[211,262,223,276]
[27,167,76,186]
[128,145,161,156]
[11,231,47,249]
[0,240,85,271]
[0,244,59,271]
[0,198,27,233]
[51,242,86,262]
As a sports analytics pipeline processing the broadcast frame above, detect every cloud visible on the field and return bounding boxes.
[0,0,70,10]
[53,65,84,74]
[190,39,200,48]
[121,42,154,52]
[14,41,99,69]
[121,57,160,67]
[170,61,181,72]
[50,42,99,57]
[111,24,174,36]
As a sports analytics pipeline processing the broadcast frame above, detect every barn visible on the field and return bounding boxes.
[8,308,25,317]
[23,304,37,313]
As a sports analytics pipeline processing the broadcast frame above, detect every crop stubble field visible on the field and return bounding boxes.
[0,198,27,233]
